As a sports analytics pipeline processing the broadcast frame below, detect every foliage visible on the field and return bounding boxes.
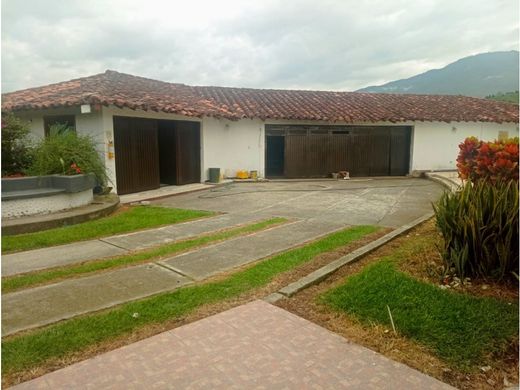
[434,180,519,280]
[28,127,108,185]
[486,91,519,104]
[456,136,519,183]
[1,113,33,176]
[3,206,214,253]
[322,261,518,370]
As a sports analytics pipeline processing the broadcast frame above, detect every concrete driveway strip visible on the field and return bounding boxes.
[100,212,262,251]
[2,240,127,277]
[1,213,266,276]
[11,300,454,389]
[2,264,190,336]
[162,219,347,280]
[2,219,345,335]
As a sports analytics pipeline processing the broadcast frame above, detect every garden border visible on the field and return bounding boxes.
[264,212,434,303]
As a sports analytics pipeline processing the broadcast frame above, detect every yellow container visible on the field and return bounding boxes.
[236,170,249,179]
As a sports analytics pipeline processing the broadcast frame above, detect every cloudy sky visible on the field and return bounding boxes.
[1,0,518,92]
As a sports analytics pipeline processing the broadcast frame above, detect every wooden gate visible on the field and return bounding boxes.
[175,121,201,185]
[113,117,160,195]
[266,125,411,178]
[114,117,201,194]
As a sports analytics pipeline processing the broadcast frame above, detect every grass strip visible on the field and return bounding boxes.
[2,218,287,293]
[2,225,377,377]
[2,206,214,253]
[322,260,519,370]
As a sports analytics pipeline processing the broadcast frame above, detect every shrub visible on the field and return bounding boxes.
[29,128,108,186]
[435,136,519,281]
[457,136,519,183]
[434,180,519,280]
[1,113,33,176]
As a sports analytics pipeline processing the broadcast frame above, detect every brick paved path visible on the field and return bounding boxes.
[13,300,454,389]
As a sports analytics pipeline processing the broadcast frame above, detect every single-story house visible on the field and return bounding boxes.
[2,70,518,195]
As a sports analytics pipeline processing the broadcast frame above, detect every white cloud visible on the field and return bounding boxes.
[1,0,518,92]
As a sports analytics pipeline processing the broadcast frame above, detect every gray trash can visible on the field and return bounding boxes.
[208,168,220,183]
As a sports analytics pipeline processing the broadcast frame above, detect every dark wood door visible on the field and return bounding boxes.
[113,117,160,195]
[389,127,411,176]
[175,121,201,185]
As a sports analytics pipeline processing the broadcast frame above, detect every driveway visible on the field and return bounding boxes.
[3,178,444,336]
[154,178,444,228]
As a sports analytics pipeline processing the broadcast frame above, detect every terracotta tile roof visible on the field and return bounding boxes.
[2,70,518,123]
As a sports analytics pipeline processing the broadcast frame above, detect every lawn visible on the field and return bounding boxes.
[322,255,519,371]
[2,217,287,293]
[2,206,214,253]
[2,225,378,380]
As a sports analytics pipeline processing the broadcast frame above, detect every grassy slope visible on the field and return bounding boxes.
[3,218,287,293]
[323,260,518,370]
[2,225,378,377]
[2,206,214,253]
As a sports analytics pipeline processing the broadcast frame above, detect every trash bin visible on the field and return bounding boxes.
[209,168,220,183]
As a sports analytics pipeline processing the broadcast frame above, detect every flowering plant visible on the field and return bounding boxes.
[456,137,519,183]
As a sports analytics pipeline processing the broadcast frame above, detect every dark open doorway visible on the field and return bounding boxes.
[158,120,177,185]
[266,136,285,177]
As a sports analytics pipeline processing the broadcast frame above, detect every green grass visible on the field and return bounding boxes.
[2,225,377,377]
[2,206,214,253]
[2,218,287,293]
[322,260,519,370]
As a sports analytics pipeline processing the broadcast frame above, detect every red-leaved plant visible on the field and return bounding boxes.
[457,136,519,183]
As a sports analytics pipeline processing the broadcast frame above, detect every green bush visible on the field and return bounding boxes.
[1,113,33,176]
[434,180,519,280]
[29,129,108,186]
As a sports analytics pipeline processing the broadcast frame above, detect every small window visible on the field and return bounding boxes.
[310,129,329,135]
[332,130,350,135]
[44,115,76,137]
[266,128,286,136]
[288,129,307,135]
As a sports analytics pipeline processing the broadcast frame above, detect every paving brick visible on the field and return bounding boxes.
[12,301,454,389]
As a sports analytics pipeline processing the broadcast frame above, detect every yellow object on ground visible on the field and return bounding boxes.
[236,170,249,179]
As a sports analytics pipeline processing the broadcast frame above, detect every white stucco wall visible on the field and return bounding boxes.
[201,117,264,180]
[411,121,519,171]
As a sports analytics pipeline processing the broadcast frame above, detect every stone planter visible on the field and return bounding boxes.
[1,173,97,218]
[50,173,97,193]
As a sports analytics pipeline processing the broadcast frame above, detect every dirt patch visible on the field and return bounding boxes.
[3,228,389,387]
[275,219,519,390]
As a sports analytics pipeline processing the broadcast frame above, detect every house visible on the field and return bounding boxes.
[2,70,518,195]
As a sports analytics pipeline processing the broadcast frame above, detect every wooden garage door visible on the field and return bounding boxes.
[113,117,160,195]
[267,125,411,178]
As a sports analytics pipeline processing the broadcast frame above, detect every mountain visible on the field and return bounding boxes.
[357,51,519,97]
